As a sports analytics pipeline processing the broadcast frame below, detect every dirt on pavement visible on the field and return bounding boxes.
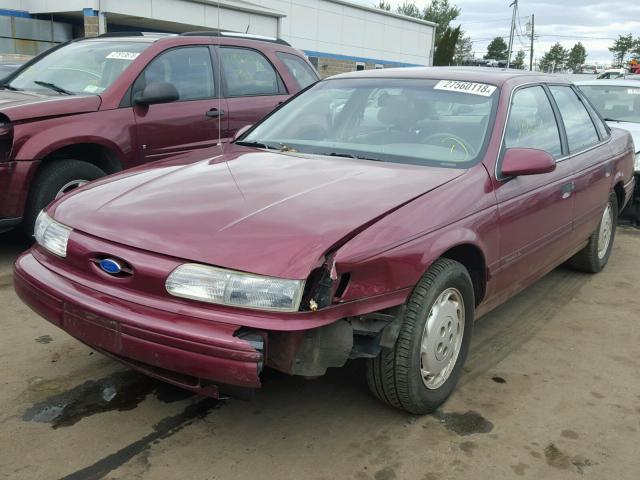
[0,228,639,480]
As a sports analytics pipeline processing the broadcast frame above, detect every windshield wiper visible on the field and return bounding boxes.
[33,81,73,95]
[0,83,21,91]
[603,117,620,122]
[327,152,385,162]
[234,140,280,150]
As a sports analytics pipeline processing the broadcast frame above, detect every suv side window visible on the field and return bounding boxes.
[548,85,600,153]
[220,47,280,97]
[135,46,215,101]
[504,85,562,158]
[276,52,319,89]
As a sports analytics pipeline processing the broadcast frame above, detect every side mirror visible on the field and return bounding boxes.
[232,124,253,142]
[501,148,556,177]
[133,82,179,106]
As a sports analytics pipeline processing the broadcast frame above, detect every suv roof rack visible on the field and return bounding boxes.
[96,32,174,38]
[180,30,291,46]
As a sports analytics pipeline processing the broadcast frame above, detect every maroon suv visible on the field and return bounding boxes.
[0,32,318,234]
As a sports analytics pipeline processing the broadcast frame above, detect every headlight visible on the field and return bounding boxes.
[166,263,305,312]
[34,211,72,257]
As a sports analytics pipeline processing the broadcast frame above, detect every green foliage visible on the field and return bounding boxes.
[609,34,635,67]
[396,1,421,18]
[567,42,587,73]
[484,37,508,61]
[424,0,461,45]
[375,1,391,11]
[453,34,473,65]
[512,49,526,69]
[434,26,462,66]
[539,43,569,73]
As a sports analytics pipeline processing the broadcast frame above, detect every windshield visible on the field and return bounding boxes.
[580,85,640,123]
[241,78,499,168]
[7,41,150,95]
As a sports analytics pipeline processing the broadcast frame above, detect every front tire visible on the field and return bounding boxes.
[23,159,105,237]
[569,192,618,273]
[366,258,474,414]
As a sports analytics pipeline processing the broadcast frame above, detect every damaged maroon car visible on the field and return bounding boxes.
[15,68,635,414]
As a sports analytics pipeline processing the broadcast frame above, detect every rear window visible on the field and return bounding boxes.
[276,52,319,89]
[549,85,600,153]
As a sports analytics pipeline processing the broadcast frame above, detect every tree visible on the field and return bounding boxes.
[396,1,421,18]
[454,34,473,65]
[567,42,587,73]
[539,43,569,73]
[609,34,635,67]
[375,0,391,11]
[512,49,526,69]
[484,37,508,60]
[424,0,461,45]
[433,25,461,66]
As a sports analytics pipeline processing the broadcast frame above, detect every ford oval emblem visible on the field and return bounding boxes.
[99,258,123,275]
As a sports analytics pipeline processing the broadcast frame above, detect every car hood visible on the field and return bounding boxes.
[51,151,464,279]
[0,90,101,121]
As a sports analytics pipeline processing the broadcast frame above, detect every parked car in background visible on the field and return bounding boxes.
[0,31,318,235]
[577,79,640,218]
[15,68,635,414]
[596,68,628,79]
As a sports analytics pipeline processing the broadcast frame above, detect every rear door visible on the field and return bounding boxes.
[132,45,227,162]
[218,46,289,142]
[547,85,611,244]
[493,85,574,297]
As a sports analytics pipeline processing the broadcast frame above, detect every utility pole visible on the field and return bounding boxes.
[506,0,518,68]
[529,14,535,70]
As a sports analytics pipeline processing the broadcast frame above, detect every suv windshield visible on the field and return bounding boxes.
[7,40,150,95]
[580,85,640,123]
[241,78,499,168]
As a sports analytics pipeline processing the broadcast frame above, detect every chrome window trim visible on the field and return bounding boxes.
[495,81,611,181]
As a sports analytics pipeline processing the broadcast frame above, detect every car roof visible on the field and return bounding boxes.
[576,79,640,87]
[330,66,564,86]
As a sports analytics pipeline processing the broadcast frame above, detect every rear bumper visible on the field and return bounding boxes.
[14,252,263,394]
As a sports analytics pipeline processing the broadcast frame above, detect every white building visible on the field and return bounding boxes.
[0,0,435,75]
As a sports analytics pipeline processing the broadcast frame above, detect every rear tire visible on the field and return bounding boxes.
[366,258,474,414]
[22,159,105,237]
[568,192,617,273]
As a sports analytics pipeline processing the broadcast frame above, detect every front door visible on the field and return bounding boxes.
[493,85,574,299]
[132,46,227,163]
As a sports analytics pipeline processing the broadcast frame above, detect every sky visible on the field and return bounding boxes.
[356,0,640,65]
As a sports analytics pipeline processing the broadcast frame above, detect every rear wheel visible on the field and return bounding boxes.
[366,258,474,414]
[23,159,105,237]
[569,192,618,273]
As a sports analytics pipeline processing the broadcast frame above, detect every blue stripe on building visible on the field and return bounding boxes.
[302,50,423,68]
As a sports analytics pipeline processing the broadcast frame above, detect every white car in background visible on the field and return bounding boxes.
[577,79,640,220]
[596,68,628,79]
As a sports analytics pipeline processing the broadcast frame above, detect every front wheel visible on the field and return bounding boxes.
[366,258,474,414]
[22,159,105,237]
[568,192,618,273]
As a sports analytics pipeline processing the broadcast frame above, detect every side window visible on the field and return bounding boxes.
[504,86,562,158]
[548,85,600,153]
[220,47,280,97]
[276,52,319,89]
[135,47,215,101]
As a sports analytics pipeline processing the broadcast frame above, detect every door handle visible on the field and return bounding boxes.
[206,108,225,118]
[560,181,575,199]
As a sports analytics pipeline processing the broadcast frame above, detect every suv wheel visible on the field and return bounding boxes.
[23,159,105,237]
[366,258,474,414]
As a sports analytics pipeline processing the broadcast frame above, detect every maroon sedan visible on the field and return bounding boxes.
[14,68,635,414]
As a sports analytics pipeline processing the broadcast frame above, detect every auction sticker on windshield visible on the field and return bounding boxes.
[106,51,140,60]
[434,80,497,97]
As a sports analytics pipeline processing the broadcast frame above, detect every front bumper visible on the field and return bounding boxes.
[14,252,264,396]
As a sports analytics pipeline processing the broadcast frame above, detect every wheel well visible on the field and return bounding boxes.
[41,143,122,175]
[614,181,624,210]
[441,244,487,306]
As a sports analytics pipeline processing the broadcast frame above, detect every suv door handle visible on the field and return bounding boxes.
[206,108,225,118]
[561,181,575,199]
